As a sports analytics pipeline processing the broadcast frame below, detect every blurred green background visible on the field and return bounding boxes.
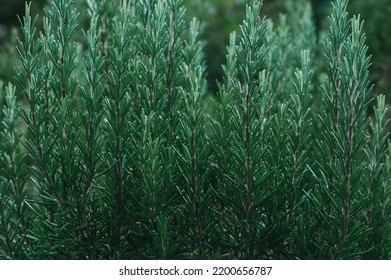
[0,0,390,96]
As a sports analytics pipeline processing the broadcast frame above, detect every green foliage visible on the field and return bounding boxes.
[213,1,273,258]
[0,0,390,260]
[266,0,316,102]
[311,0,373,259]
[1,83,29,259]
[363,95,391,259]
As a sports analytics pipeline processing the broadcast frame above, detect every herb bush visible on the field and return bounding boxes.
[0,0,390,259]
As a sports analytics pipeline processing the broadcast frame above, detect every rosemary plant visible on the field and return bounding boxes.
[0,0,390,260]
[213,0,275,259]
[313,0,373,259]
[364,95,391,259]
[287,50,313,223]
[177,18,214,258]
[0,84,29,259]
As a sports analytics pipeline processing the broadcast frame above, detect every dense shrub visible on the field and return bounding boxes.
[0,0,390,259]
